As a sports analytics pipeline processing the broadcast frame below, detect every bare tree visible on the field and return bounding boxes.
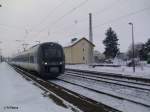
[127,42,143,59]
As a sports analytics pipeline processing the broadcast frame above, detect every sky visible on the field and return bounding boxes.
[0,0,150,56]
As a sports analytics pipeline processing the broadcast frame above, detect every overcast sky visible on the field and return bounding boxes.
[0,0,150,56]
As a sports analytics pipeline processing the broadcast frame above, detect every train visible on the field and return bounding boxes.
[10,42,65,79]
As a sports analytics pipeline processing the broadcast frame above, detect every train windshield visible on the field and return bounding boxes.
[43,46,62,59]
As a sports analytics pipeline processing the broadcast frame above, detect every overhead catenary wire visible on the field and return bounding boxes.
[30,0,67,30]
[93,6,150,29]
[53,0,122,34]
[33,0,124,39]
[66,6,150,39]
[0,23,29,31]
[0,0,66,34]
[2,1,149,44]
[33,0,89,37]
[31,3,150,43]
[39,0,120,33]
[72,0,122,24]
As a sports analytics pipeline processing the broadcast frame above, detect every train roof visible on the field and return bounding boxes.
[30,42,61,49]
[12,42,62,58]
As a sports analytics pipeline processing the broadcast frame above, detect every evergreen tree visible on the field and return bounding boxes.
[103,27,119,59]
[145,38,150,52]
[139,38,150,60]
[139,44,147,60]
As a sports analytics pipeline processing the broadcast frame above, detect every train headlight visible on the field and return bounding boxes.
[60,61,64,64]
[44,62,48,65]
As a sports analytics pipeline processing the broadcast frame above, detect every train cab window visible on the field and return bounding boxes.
[43,46,62,59]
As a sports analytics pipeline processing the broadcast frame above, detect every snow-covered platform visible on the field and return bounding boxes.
[66,64,150,79]
[0,62,78,112]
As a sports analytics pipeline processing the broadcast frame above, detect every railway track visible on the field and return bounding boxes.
[10,65,120,112]
[64,69,150,102]
[9,65,150,112]
[65,69,150,86]
[51,69,150,112]
[65,70,150,91]
[51,77,150,112]
[57,74,150,105]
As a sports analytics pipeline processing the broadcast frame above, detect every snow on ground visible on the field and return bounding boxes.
[51,79,150,112]
[66,64,150,79]
[0,62,80,112]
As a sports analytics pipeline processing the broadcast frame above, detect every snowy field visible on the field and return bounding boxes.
[0,62,81,112]
[66,64,150,79]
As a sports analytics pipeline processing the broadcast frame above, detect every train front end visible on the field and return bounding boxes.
[40,43,65,78]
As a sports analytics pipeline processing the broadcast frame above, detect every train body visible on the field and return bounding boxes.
[10,42,65,79]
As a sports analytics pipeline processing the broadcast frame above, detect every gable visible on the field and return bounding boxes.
[64,37,95,48]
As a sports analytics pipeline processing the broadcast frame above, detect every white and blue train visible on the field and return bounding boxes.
[10,42,65,79]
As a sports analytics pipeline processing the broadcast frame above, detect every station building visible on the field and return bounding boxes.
[64,37,95,64]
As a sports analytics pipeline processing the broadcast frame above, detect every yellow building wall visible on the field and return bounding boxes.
[64,39,94,64]
[64,47,72,64]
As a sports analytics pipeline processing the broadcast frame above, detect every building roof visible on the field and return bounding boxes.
[64,37,95,48]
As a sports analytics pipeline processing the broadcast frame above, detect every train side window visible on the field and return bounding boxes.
[26,57,28,62]
[30,56,34,63]
[23,57,25,62]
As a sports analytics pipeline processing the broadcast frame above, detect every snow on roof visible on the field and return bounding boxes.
[63,38,80,47]
[63,37,95,48]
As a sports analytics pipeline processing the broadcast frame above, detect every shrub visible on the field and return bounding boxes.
[147,58,150,64]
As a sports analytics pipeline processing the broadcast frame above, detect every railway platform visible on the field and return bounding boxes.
[0,62,79,112]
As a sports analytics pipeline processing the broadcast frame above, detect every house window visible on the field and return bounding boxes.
[83,48,85,52]
[83,56,85,61]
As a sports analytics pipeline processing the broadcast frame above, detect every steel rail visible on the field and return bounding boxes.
[66,69,150,85]
[57,77,150,108]
[9,64,120,112]
[64,72,150,91]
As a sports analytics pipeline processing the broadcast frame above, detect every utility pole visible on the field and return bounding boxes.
[16,40,25,52]
[22,43,29,51]
[89,13,94,64]
[0,41,2,62]
[89,13,93,43]
[48,31,50,37]
[24,29,28,38]
[129,22,135,72]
